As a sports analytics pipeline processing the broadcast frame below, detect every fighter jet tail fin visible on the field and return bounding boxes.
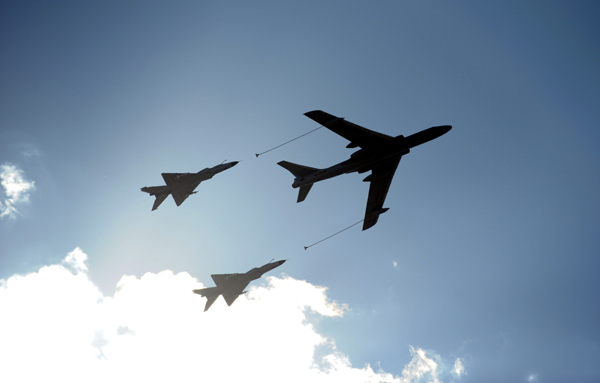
[193,287,220,312]
[141,186,170,211]
[141,186,165,195]
[151,193,169,211]
[203,295,218,311]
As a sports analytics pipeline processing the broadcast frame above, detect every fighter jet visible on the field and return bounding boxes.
[278,110,451,230]
[193,260,286,311]
[141,161,238,211]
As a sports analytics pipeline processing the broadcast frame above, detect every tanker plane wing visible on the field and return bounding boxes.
[141,161,238,210]
[193,260,286,311]
[278,110,451,230]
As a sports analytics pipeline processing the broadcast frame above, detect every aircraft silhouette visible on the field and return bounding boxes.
[141,161,238,210]
[279,110,451,230]
[193,260,286,311]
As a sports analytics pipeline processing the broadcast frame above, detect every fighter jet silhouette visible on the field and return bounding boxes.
[193,260,286,311]
[141,161,238,211]
[278,110,451,230]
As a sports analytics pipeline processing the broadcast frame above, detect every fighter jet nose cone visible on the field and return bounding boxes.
[279,260,286,265]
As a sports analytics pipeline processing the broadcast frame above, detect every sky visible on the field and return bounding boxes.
[1,1,599,382]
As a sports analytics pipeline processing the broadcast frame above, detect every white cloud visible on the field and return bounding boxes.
[397,347,466,383]
[453,358,466,378]
[0,163,35,218]
[400,346,441,383]
[0,248,465,383]
[62,247,89,274]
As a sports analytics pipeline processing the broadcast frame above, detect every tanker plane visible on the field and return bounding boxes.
[278,110,451,230]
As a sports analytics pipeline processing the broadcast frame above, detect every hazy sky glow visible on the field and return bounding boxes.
[1,2,599,382]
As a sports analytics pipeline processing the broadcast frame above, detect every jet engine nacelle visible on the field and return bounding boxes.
[373,207,389,215]
[363,173,390,182]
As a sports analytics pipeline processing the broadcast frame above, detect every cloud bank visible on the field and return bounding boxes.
[0,163,35,218]
[0,248,465,383]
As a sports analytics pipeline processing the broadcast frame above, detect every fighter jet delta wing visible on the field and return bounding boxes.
[151,193,169,211]
[363,157,401,230]
[160,173,190,205]
[222,284,249,306]
[172,180,202,206]
[211,273,251,306]
[161,173,185,186]
[304,110,394,150]
[171,190,189,206]
[211,273,241,286]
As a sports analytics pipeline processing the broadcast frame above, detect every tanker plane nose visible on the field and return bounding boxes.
[436,125,452,135]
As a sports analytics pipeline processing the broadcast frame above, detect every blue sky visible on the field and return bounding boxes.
[1,2,599,382]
